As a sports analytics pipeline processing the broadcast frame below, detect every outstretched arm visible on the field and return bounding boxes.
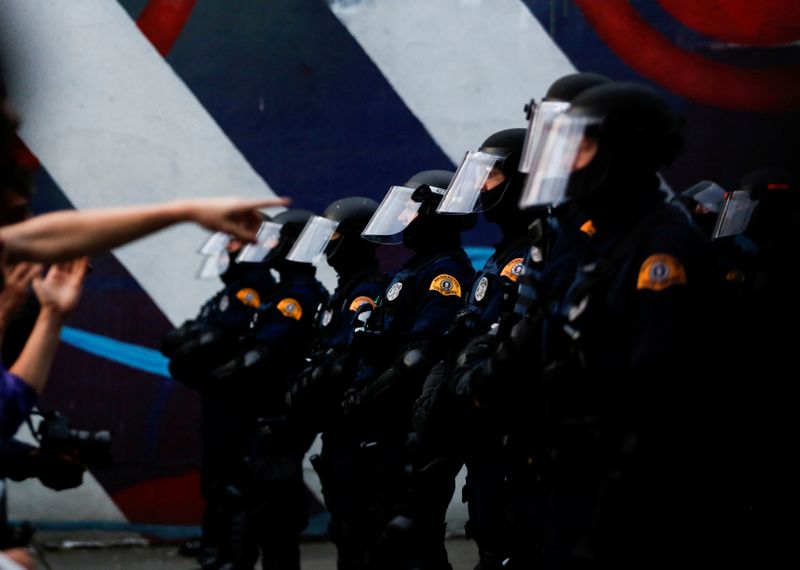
[0,196,289,264]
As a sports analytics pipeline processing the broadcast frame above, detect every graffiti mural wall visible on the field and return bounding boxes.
[1,0,797,531]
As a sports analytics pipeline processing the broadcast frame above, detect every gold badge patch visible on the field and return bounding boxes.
[500,258,525,282]
[349,296,377,312]
[637,254,687,291]
[235,288,261,308]
[429,274,462,297]
[580,219,597,236]
[276,298,303,320]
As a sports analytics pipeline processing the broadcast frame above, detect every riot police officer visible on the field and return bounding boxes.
[339,170,476,570]
[433,72,610,569]
[283,196,385,570]
[208,209,328,570]
[430,128,536,569]
[162,229,277,568]
[453,83,719,568]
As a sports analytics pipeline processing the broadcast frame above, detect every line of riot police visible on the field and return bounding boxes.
[164,72,798,570]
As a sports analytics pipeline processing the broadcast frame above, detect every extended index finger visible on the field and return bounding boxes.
[236,196,292,210]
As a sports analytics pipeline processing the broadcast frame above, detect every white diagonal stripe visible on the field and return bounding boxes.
[0,0,279,325]
[327,0,576,163]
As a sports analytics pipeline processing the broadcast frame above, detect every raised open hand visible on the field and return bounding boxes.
[31,257,90,316]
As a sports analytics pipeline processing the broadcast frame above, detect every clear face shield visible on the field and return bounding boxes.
[235,221,283,263]
[712,191,759,239]
[361,186,427,244]
[518,114,602,209]
[436,151,508,214]
[198,231,232,255]
[684,181,726,215]
[519,100,571,174]
[285,216,340,263]
[196,232,231,279]
[197,250,231,279]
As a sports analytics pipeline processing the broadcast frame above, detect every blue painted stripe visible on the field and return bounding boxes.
[60,326,171,379]
[465,246,494,271]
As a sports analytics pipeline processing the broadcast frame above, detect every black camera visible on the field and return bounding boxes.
[36,411,113,470]
[0,522,33,550]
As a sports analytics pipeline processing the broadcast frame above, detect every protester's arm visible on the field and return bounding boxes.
[0,197,288,264]
[8,258,87,394]
[0,549,34,570]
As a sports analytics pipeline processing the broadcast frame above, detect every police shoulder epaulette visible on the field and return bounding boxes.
[276,298,303,320]
[636,254,687,291]
[429,274,462,297]
[349,295,377,312]
[235,288,261,308]
[500,257,525,282]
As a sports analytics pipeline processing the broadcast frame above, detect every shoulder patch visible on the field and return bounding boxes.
[500,258,525,282]
[276,298,303,320]
[429,274,462,297]
[235,288,261,309]
[580,219,597,236]
[349,295,377,312]
[636,254,687,291]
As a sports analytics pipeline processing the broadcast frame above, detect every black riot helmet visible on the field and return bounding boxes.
[236,208,315,269]
[521,82,682,211]
[518,72,611,209]
[197,211,273,283]
[478,129,528,227]
[286,196,379,273]
[543,72,612,104]
[437,129,529,233]
[362,170,476,252]
[322,196,380,269]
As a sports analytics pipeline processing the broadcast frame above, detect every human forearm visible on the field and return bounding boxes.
[9,308,67,394]
[1,201,191,263]
[0,196,288,264]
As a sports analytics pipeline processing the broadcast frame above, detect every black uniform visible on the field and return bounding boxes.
[341,170,476,570]
[453,83,722,568]
[163,261,276,567]
[208,210,328,570]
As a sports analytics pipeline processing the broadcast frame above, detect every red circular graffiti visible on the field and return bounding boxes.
[576,0,800,111]
[657,0,800,46]
[136,0,197,56]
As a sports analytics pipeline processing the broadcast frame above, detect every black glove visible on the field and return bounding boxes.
[209,345,270,383]
[340,387,363,416]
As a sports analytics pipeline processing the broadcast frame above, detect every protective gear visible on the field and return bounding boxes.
[287,196,379,275]
[712,167,799,241]
[521,83,682,209]
[677,180,726,237]
[363,170,476,248]
[439,129,531,235]
[237,209,315,267]
[198,213,273,283]
[519,72,611,207]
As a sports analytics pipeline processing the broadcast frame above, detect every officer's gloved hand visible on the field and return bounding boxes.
[340,387,363,416]
[286,364,323,409]
[32,450,86,491]
[494,312,530,365]
[411,359,449,437]
[160,319,201,357]
[450,333,493,389]
[209,345,270,383]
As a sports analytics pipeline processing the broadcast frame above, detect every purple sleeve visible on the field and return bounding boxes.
[0,360,37,438]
